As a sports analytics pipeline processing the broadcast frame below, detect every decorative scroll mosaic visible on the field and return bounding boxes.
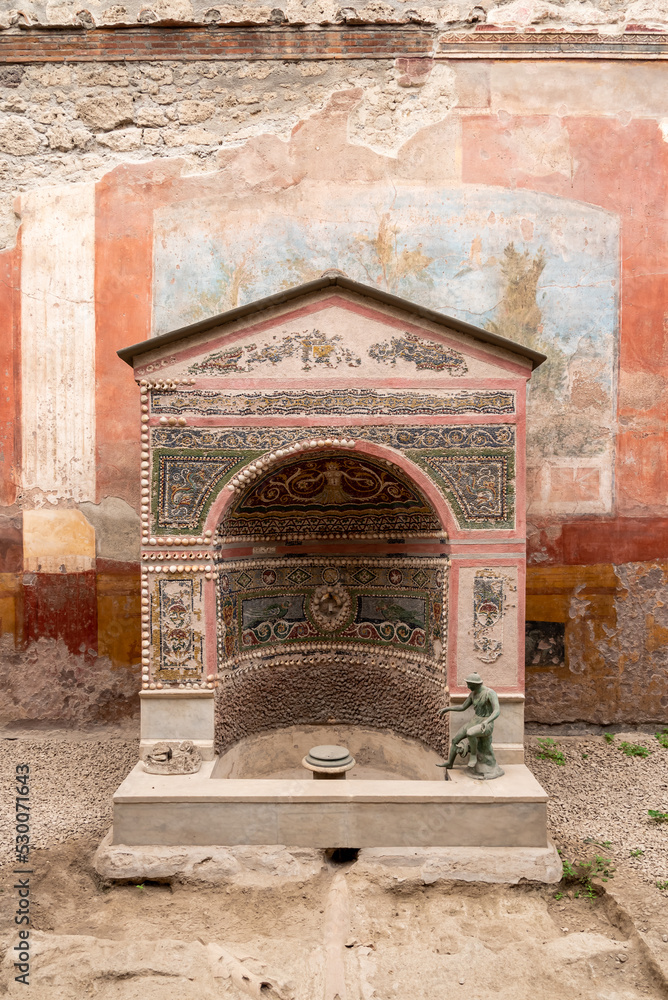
[368,332,468,375]
[153,424,515,452]
[412,451,515,529]
[154,452,244,529]
[150,577,204,682]
[221,454,442,540]
[151,389,516,417]
[187,330,468,377]
[188,329,362,375]
[473,574,504,664]
[217,557,447,666]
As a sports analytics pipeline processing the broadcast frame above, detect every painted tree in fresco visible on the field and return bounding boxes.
[487,243,608,459]
[485,243,567,401]
[349,212,433,295]
[278,211,433,297]
[188,255,255,319]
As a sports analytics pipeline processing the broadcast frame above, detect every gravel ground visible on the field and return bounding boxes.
[1,728,667,888]
[526,732,668,888]
[0,731,138,866]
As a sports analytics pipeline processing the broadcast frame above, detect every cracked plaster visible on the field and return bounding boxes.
[526,561,668,725]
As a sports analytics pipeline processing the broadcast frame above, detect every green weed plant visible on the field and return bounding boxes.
[536,737,566,766]
[619,741,652,759]
[559,852,615,901]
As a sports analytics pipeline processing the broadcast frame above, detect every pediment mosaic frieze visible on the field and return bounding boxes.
[150,389,516,417]
[187,329,362,375]
[185,328,468,378]
[367,332,467,375]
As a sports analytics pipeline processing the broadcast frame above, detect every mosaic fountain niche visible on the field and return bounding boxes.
[212,446,450,782]
[103,276,559,879]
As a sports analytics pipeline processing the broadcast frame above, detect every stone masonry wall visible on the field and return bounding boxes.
[1,0,667,33]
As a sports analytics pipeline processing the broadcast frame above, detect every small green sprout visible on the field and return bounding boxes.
[536,737,566,766]
[619,742,652,759]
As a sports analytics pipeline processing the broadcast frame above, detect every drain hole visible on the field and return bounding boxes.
[326,848,359,865]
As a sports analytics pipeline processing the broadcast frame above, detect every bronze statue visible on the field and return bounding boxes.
[437,672,504,780]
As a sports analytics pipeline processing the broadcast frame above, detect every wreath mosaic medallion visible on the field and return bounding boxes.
[309,583,352,632]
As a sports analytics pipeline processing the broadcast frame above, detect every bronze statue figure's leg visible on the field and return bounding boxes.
[436,725,469,768]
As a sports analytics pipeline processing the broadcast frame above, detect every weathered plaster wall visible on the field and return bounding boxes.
[1,0,667,32]
[526,561,668,723]
[0,43,666,726]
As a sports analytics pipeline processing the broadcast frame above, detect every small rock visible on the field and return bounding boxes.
[662,935,668,943]
[458,977,465,985]
[617,954,628,963]
[76,94,134,131]
[0,117,41,155]
[344,938,357,948]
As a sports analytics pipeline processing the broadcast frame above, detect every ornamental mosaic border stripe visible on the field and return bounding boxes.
[4,29,668,67]
[153,424,515,451]
[151,389,516,417]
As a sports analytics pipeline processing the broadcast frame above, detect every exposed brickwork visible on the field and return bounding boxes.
[0,27,437,63]
[0,27,666,64]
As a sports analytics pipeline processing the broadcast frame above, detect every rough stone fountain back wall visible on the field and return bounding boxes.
[1,20,667,729]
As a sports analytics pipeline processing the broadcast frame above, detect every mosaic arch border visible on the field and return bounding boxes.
[149,422,520,536]
[201,440,463,540]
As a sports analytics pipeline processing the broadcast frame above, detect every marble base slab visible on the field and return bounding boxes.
[110,761,549,850]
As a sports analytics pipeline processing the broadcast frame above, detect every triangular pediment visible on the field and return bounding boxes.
[118,277,545,382]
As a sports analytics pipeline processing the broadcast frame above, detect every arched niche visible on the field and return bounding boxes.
[214,447,450,755]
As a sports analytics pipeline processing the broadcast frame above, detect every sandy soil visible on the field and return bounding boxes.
[1,728,667,999]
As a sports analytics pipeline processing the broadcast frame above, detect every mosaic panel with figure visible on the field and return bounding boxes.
[149,576,205,684]
[220,453,443,540]
[217,558,447,668]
